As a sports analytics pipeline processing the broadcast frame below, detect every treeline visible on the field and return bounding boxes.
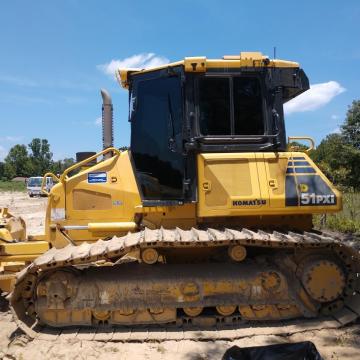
[0,100,359,187]
[0,138,74,180]
[309,100,360,190]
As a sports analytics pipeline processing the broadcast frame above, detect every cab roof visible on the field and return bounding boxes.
[116,52,300,89]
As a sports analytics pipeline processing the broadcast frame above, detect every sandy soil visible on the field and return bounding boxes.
[1,191,360,359]
[0,191,47,236]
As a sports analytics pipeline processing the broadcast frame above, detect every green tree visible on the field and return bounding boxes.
[342,100,360,149]
[310,99,360,190]
[312,133,360,189]
[51,157,75,175]
[0,161,5,180]
[288,141,310,152]
[3,163,16,180]
[0,139,75,179]
[28,138,53,174]
[4,144,32,179]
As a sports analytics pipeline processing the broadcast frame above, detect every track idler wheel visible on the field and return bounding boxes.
[301,259,345,302]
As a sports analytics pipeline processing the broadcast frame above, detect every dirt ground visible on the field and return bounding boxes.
[0,192,47,236]
[1,191,360,359]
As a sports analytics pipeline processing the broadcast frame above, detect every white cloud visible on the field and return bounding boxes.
[0,145,7,161]
[94,117,102,126]
[331,114,340,120]
[97,53,169,79]
[284,81,345,115]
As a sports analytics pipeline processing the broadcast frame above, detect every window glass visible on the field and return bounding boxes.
[131,76,184,200]
[233,77,264,135]
[28,178,42,186]
[199,78,231,135]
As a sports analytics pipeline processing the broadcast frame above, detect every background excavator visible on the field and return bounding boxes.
[1,52,360,339]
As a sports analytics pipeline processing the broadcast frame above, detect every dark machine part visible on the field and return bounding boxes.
[75,152,97,166]
[222,342,323,360]
[74,89,114,165]
[101,88,114,159]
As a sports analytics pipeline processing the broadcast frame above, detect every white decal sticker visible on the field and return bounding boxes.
[301,193,335,205]
[88,172,107,183]
[51,208,65,221]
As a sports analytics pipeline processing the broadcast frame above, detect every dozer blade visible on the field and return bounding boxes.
[1,208,48,293]
[10,227,360,341]
[0,208,26,243]
[1,208,27,292]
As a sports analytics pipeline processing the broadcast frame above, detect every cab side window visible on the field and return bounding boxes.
[198,76,264,136]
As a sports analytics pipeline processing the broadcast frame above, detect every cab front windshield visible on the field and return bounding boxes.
[28,178,42,187]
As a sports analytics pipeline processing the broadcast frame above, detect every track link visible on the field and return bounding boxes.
[10,227,360,341]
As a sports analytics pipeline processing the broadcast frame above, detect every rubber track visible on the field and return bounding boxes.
[11,228,360,342]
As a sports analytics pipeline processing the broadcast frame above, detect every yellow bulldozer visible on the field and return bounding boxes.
[1,52,359,339]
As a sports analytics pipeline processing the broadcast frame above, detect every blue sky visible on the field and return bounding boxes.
[0,0,359,160]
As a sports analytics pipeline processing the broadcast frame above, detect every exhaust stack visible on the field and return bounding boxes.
[101,89,114,158]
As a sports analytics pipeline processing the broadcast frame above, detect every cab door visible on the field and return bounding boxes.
[130,67,185,204]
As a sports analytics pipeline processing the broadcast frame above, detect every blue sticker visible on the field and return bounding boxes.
[88,172,107,183]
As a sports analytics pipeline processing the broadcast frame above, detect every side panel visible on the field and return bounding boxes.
[283,153,340,208]
[51,151,142,242]
[260,153,289,208]
[197,152,342,218]
[197,153,265,217]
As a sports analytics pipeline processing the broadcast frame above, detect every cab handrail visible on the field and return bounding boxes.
[60,147,121,182]
[288,136,315,153]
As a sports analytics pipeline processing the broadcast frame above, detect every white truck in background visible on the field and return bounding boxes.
[26,176,54,197]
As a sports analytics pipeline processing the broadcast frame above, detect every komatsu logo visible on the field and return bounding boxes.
[233,199,266,206]
[300,193,335,205]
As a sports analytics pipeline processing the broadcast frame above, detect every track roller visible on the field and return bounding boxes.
[216,305,237,316]
[228,245,247,262]
[141,248,159,264]
[183,307,203,317]
[93,310,110,322]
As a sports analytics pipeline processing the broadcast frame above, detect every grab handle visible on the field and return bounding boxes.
[288,136,315,153]
[41,173,60,196]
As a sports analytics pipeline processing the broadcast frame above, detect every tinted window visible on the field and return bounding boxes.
[233,77,264,135]
[199,78,231,135]
[131,76,184,200]
[198,76,264,136]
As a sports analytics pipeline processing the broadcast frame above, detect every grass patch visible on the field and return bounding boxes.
[314,192,360,233]
[0,181,26,192]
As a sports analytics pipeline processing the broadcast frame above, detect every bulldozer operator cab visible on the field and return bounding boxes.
[125,53,309,206]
